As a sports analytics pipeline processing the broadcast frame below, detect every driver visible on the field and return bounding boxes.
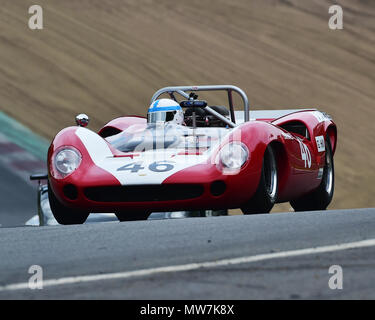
[147,99,184,125]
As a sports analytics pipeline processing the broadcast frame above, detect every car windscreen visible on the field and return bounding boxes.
[106,124,229,153]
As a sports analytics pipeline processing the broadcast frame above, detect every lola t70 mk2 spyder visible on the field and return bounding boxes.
[36,85,337,225]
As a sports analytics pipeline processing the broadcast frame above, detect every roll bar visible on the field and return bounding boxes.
[150,85,250,125]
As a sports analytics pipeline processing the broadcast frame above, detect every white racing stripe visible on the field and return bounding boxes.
[75,126,223,185]
[1,238,375,291]
[75,126,207,185]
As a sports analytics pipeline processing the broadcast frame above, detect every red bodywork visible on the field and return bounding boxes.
[48,111,337,213]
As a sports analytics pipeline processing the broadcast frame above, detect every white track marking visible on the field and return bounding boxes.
[1,238,375,291]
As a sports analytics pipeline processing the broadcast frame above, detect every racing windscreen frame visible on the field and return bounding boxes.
[150,85,250,125]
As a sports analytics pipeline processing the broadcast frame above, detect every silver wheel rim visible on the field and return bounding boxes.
[325,143,333,195]
[265,151,277,200]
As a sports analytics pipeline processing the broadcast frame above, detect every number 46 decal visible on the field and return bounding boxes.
[117,161,175,173]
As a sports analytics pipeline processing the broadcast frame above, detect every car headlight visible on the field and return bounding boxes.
[54,147,82,177]
[219,143,249,170]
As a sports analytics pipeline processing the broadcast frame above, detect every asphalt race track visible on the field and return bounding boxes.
[0,208,375,299]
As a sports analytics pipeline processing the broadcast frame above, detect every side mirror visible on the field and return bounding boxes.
[180,100,207,109]
[76,114,90,127]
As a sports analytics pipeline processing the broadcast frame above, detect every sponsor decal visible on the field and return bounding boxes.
[297,139,311,168]
[315,135,326,152]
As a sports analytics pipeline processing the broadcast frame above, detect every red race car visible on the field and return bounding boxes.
[45,85,337,224]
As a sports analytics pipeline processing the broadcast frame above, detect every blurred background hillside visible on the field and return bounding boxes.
[0,0,374,211]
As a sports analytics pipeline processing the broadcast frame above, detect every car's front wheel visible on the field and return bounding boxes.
[241,145,278,214]
[48,182,89,225]
[290,135,334,211]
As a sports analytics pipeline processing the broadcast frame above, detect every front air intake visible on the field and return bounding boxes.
[84,184,204,202]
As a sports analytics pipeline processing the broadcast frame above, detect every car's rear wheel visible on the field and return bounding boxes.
[48,182,89,225]
[115,211,151,222]
[241,145,278,214]
[290,135,334,211]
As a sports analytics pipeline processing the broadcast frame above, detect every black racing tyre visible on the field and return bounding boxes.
[290,136,334,212]
[48,182,89,225]
[241,145,278,214]
[115,211,151,222]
